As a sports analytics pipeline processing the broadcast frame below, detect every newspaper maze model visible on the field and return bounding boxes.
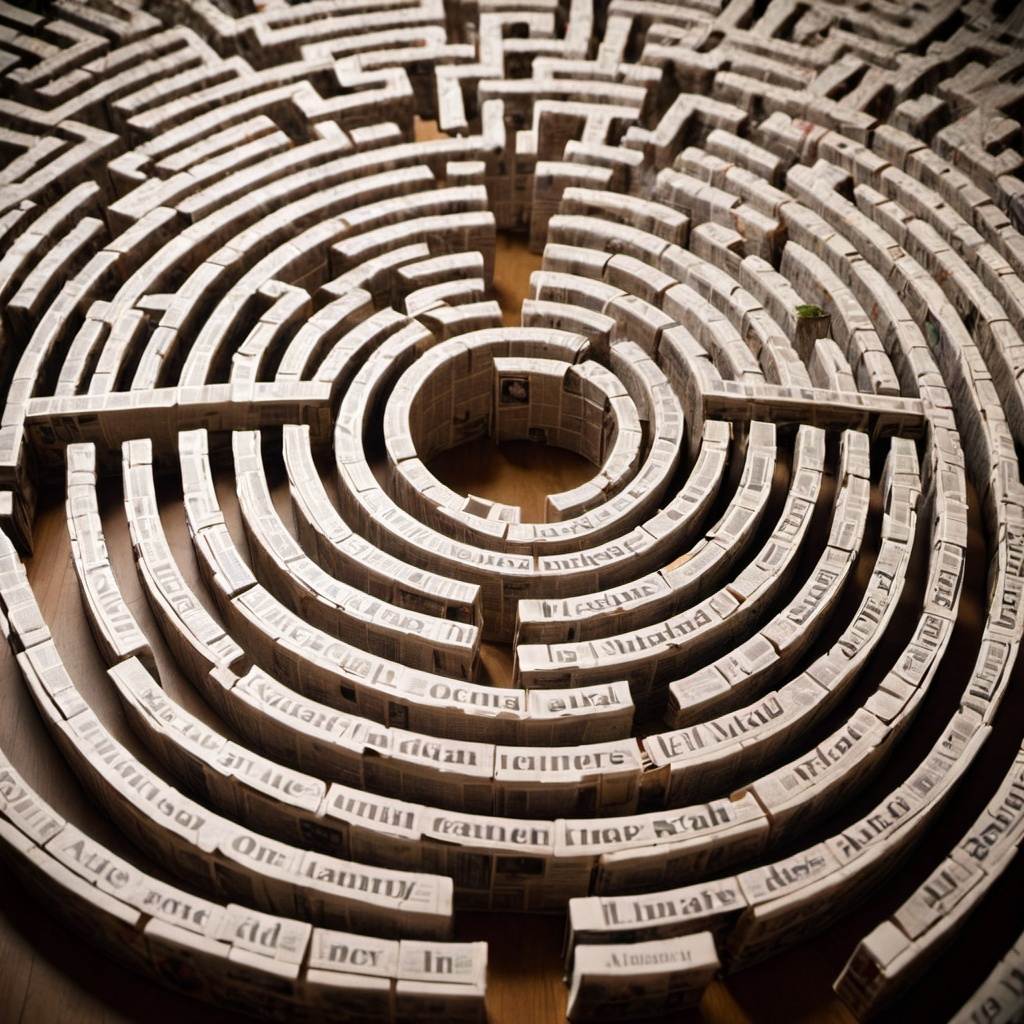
[1,1,1023,1021]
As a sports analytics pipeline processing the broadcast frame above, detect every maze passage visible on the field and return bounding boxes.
[1,1,1023,1022]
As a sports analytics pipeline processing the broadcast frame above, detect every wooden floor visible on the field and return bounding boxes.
[2,232,1022,1024]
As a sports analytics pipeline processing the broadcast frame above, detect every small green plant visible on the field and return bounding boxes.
[795,304,827,319]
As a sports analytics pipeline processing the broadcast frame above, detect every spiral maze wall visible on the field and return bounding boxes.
[1,1,1024,1021]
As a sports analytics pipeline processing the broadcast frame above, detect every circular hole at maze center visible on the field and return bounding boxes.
[427,435,595,524]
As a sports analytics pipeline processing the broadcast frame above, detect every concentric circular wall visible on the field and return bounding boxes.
[0,1,1023,1022]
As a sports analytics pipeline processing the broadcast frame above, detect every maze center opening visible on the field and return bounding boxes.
[428,437,597,524]
[415,226,602,523]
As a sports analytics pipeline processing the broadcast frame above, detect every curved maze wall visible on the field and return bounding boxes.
[1,1,1023,1021]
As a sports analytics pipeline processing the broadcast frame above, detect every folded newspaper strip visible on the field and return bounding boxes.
[566,932,720,1021]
